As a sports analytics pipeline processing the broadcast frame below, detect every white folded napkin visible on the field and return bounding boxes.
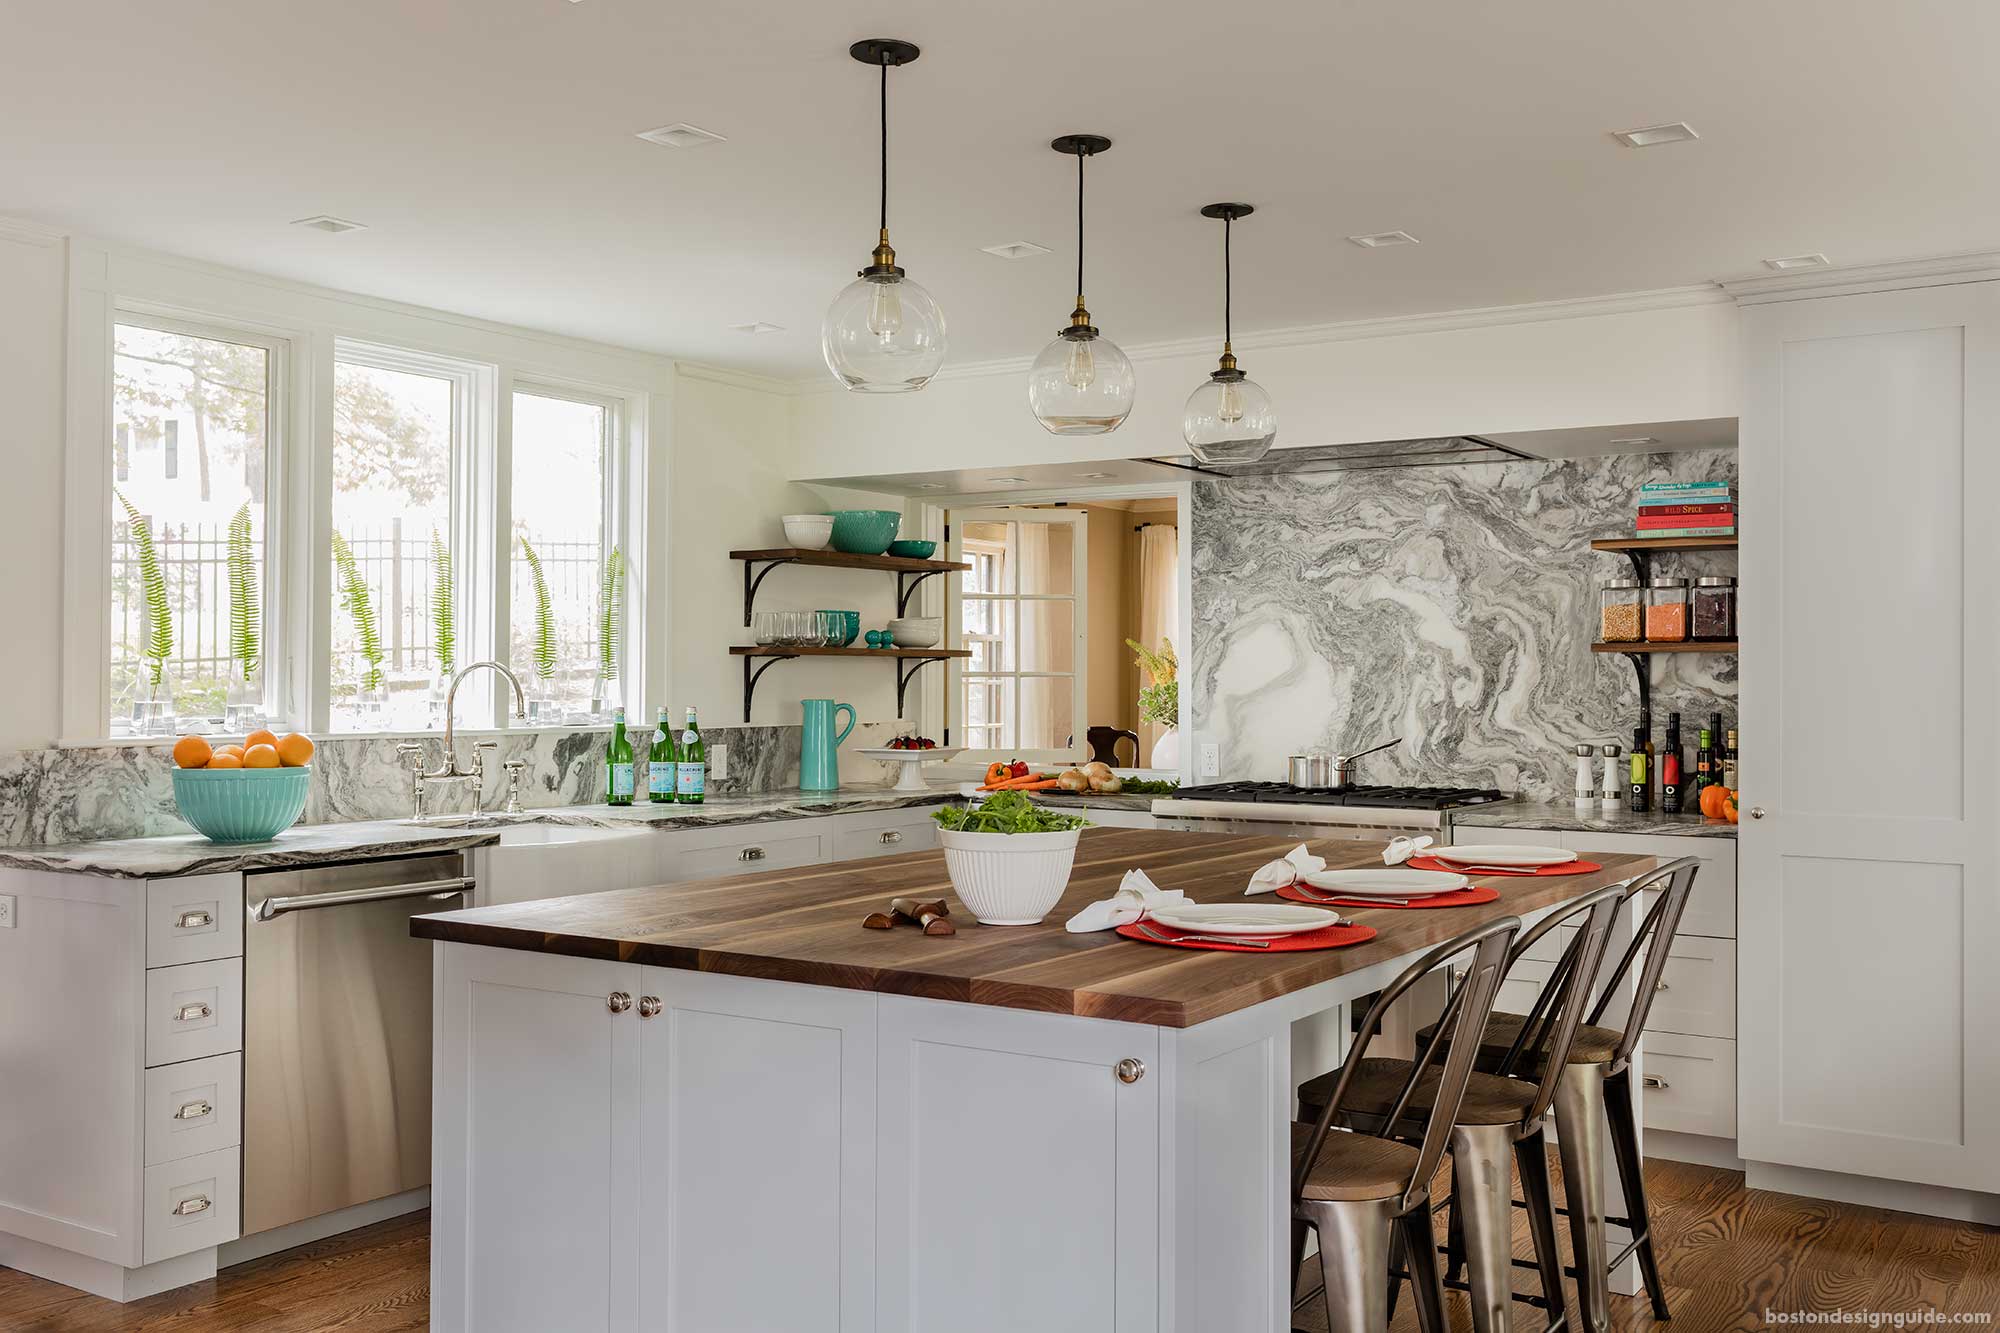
[1383,835,1435,866]
[1065,868,1191,933]
[1245,844,1327,896]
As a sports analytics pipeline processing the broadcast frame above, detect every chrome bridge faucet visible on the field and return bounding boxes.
[398,661,530,818]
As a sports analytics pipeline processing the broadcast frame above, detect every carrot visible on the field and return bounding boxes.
[989,775,1060,791]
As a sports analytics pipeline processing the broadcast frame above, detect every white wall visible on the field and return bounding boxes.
[0,223,68,752]
[784,292,1741,480]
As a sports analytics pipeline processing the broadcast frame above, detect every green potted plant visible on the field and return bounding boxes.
[331,531,386,721]
[117,490,176,735]
[593,544,624,719]
[224,500,264,731]
[1126,637,1180,769]
[428,529,456,719]
[519,537,558,721]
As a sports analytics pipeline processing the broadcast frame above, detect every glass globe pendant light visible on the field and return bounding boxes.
[1027,135,1134,435]
[821,39,947,393]
[1182,202,1276,464]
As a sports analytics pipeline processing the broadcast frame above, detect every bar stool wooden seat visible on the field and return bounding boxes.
[1289,916,1520,1333]
[1299,884,1627,1333]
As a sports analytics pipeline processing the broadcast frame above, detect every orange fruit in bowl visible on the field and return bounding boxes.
[243,728,280,751]
[217,744,246,759]
[243,744,281,769]
[172,735,213,769]
[275,732,315,767]
[205,752,243,769]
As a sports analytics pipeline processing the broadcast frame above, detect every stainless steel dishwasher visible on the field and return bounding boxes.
[241,852,472,1237]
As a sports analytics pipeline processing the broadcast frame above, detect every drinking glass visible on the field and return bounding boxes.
[817,610,843,647]
[751,610,779,645]
[773,611,802,647]
[798,611,828,648]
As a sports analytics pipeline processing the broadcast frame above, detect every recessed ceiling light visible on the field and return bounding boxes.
[636,123,727,150]
[988,476,1028,484]
[1078,472,1115,479]
[291,214,367,234]
[1611,122,1698,148]
[914,483,947,489]
[1348,230,1419,248]
[980,240,1051,261]
[731,321,784,335]
[1609,436,1661,447]
[1763,252,1831,271]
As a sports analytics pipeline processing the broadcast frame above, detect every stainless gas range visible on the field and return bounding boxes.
[1150,781,1511,841]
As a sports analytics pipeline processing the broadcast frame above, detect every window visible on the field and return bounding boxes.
[954,510,1085,763]
[110,321,274,736]
[511,389,620,723]
[328,351,459,732]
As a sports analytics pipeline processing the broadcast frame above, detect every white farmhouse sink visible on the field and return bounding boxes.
[471,820,653,906]
[494,823,639,847]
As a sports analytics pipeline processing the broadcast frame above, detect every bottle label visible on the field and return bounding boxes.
[653,727,667,746]
[648,763,675,796]
[682,729,699,745]
[677,762,705,796]
[610,763,634,797]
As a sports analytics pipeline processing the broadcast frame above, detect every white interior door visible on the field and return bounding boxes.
[948,508,1087,767]
[1739,280,2000,1192]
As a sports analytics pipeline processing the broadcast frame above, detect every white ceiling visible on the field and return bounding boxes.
[7,1,1998,380]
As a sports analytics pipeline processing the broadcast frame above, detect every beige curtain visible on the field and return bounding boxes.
[1135,524,1178,763]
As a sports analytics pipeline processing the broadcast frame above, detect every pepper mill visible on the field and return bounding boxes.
[1574,743,1597,806]
[1600,744,1623,813]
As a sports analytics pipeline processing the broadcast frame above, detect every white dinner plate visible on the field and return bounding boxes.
[1430,844,1576,868]
[1146,902,1340,937]
[1299,868,1470,897]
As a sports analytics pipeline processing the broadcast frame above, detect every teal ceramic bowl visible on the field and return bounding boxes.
[172,765,311,843]
[819,609,862,646]
[886,539,937,560]
[827,509,902,555]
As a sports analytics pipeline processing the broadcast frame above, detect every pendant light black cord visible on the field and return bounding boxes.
[1223,213,1234,352]
[1075,148,1086,304]
[878,57,889,236]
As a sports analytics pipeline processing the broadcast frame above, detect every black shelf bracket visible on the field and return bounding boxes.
[741,653,798,722]
[1619,549,1651,584]
[896,569,948,618]
[742,557,801,627]
[896,656,947,717]
[1622,651,1653,731]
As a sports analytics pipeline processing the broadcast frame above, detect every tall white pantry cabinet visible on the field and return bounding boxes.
[1737,269,2000,1219]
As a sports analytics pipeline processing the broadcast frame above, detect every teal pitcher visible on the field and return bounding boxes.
[799,698,856,792]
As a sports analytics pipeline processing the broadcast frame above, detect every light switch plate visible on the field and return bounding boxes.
[710,743,727,781]
[1199,742,1221,777]
[0,893,15,928]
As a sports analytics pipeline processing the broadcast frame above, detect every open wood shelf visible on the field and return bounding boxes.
[1592,641,1737,654]
[730,645,971,659]
[729,547,970,574]
[1590,536,1737,554]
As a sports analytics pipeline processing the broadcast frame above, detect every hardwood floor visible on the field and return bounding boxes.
[1,1159,1994,1331]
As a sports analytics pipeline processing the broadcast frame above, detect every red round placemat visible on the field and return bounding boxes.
[1406,856,1602,877]
[1275,883,1501,909]
[1115,920,1377,953]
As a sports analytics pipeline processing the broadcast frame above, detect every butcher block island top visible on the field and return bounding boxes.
[411,827,1655,1028]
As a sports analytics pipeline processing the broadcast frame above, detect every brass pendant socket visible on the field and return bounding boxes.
[1068,298,1094,331]
[858,231,906,280]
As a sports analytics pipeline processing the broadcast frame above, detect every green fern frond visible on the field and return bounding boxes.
[117,490,172,686]
[227,501,260,679]
[598,545,624,680]
[331,530,385,691]
[430,529,456,676]
[519,537,556,679]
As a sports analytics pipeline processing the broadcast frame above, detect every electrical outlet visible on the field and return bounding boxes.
[1199,742,1221,777]
[0,893,15,929]
[710,743,728,782]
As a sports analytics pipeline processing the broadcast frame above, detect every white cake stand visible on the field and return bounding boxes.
[853,746,965,793]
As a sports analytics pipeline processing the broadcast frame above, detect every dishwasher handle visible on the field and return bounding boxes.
[251,876,475,922]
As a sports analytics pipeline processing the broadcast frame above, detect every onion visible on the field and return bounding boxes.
[1057,768,1092,792]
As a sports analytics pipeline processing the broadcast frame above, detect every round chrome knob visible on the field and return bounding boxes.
[1115,1058,1146,1085]
[607,991,633,1013]
[638,995,662,1018]
[1750,806,1766,819]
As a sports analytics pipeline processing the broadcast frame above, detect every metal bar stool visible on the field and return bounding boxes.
[1299,884,1627,1333]
[1417,855,1701,1331]
[1290,916,1519,1333]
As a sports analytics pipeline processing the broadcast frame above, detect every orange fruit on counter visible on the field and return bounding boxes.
[242,743,281,769]
[205,752,243,769]
[217,744,246,759]
[275,732,315,767]
[172,735,213,769]
[243,728,280,751]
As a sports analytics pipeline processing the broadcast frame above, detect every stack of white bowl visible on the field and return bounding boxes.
[887,616,942,648]
[782,514,834,550]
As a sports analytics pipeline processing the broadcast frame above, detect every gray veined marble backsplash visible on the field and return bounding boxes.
[1188,449,1738,801]
[0,720,911,846]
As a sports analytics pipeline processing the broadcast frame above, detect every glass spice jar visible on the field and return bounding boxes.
[1646,577,1690,642]
[1692,575,1736,641]
[1600,578,1643,643]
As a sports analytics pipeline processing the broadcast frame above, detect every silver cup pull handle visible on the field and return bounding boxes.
[171,1194,212,1217]
[173,1099,212,1121]
[1643,1074,1671,1091]
[879,830,903,845]
[739,846,766,862]
[175,909,213,930]
[1654,979,1672,993]
[175,1002,212,1023]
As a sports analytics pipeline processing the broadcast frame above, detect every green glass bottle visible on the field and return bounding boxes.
[675,706,706,805]
[647,705,677,804]
[606,707,635,806]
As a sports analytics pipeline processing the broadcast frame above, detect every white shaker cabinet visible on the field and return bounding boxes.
[1738,278,2000,1202]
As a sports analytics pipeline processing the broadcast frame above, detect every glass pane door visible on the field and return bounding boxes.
[951,510,1086,766]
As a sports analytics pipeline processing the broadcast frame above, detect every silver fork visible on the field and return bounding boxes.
[1132,923,1272,949]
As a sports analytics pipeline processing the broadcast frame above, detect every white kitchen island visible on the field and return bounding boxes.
[415,828,1653,1332]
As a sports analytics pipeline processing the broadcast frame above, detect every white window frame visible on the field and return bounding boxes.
[948,506,1088,769]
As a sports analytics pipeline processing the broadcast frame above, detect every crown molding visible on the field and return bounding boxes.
[785,282,1731,393]
[673,360,796,396]
[0,215,67,248]
[1718,249,2000,304]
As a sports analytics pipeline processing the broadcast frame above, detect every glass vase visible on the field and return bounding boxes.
[132,667,178,737]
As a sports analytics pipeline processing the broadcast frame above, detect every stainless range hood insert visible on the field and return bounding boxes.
[1144,435,1536,477]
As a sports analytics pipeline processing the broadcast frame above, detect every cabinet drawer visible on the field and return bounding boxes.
[145,958,244,1068]
[146,872,245,968]
[675,831,824,881]
[1644,937,1735,1040]
[143,1145,241,1264]
[145,1053,242,1166]
[832,819,940,862]
[1564,832,1736,941]
[1638,1033,1736,1139]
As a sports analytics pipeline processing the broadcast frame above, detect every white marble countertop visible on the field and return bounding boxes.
[1450,798,1737,839]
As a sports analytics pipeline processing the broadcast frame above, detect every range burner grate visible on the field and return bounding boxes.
[1164,782,1508,811]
